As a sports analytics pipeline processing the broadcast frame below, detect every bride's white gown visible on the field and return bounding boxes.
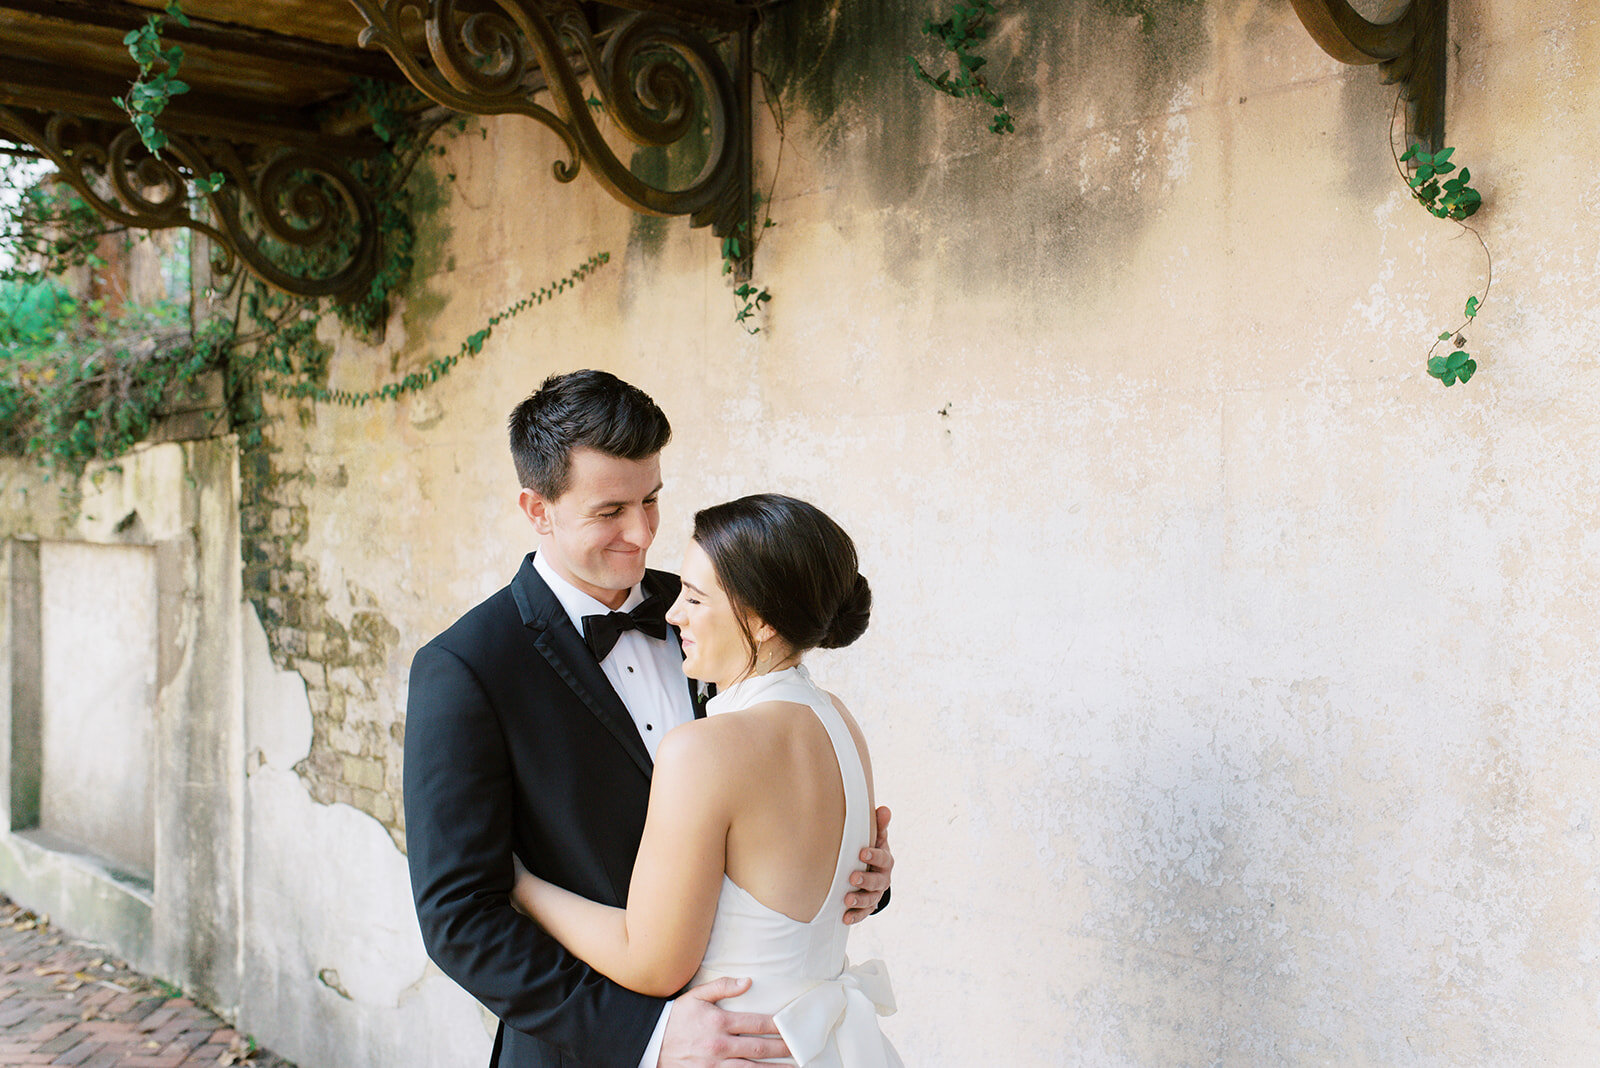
[691,664,902,1068]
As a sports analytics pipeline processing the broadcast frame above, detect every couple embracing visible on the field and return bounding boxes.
[404,370,903,1067]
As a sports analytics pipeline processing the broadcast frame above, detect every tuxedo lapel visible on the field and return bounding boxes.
[511,556,653,779]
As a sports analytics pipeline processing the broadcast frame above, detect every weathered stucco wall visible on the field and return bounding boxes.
[5,0,1598,1064]
[241,1,1600,1063]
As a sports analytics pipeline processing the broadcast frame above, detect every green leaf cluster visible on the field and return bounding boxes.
[113,2,193,158]
[733,282,771,333]
[1399,144,1482,221]
[1392,134,1491,388]
[0,170,112,289]
[720,220,772,333]
[1425,293,1481,387]
[908,2,1014,135]
[0,276,211,469]
[1426,348,1476,386]
[0,278,76,347]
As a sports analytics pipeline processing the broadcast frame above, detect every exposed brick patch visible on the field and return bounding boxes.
[0,898,296,1067]
[240,447,405,847]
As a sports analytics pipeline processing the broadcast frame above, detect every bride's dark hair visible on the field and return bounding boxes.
[691,494,871,667]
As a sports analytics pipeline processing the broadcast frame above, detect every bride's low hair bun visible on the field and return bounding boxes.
[691,494,870,662]
[819,572,871,649]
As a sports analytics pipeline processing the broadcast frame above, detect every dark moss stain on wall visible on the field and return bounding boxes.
[756,0,1213,302]
[395,163,454,360]
[627,143,676,264]
[757,0,931,200]
[622,114,714,307]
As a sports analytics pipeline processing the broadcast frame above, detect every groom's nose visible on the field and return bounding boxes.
[618,506,654,550]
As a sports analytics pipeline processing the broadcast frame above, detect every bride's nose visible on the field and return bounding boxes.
[665,595,687,627]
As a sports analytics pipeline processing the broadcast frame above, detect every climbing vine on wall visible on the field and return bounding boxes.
[278,252,611,407]
[1391,93,1490,388]
[114,1,189,157]
[909,1,1014,134]
[0,72,607,470]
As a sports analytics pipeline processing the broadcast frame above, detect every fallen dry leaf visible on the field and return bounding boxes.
[217,1034,259,1065]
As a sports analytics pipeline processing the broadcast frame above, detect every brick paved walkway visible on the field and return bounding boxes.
[0,896,296,1067]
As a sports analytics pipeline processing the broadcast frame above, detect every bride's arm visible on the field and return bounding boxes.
[512,722,731,997]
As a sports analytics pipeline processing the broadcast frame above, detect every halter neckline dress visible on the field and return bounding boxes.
[693,664,902,1068]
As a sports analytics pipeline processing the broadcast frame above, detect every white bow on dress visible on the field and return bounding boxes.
[772,958,898,1068]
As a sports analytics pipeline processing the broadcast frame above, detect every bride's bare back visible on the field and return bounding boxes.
[714,692,877,922]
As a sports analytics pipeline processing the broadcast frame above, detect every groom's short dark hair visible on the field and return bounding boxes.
[508,370,671,498]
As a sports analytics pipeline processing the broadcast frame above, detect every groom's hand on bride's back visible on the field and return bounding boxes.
[843,805,894,925]
[658,976,788,1067]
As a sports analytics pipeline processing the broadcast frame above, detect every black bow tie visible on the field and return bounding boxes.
[582,596,669,660]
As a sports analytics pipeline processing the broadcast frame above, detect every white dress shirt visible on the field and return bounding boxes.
[531,552,691,1064]
[532,552,695,761]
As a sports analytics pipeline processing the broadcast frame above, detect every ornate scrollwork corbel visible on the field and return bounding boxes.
[1288,0,1448,152]
[0,105,379,301]
[347,0,750,240]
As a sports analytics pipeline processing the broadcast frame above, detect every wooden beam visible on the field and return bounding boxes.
[0,53,379,154]
[602,0,756,32]
[0,0,404,80]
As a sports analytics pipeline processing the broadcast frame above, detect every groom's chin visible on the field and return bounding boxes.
[607,551,648,583]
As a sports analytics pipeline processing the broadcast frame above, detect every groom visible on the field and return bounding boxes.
[404,369,893,1068]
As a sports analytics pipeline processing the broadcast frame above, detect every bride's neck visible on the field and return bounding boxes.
[720,651,802,692]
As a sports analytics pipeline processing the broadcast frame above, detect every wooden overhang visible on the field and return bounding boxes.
[0,0,764,300]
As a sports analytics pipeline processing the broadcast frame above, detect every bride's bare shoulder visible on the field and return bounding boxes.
[823,690,876,790]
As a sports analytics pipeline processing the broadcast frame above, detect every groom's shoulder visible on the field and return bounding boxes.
[419,555,537,660]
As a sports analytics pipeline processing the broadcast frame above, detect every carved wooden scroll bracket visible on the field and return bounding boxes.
[1288,0,1448,152]
[0,105,379,301]
[346,0,754,259]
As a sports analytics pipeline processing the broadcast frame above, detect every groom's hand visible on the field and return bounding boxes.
[843,805,894,924]
[658,977,788,1067]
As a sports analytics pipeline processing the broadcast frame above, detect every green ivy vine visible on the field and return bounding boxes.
[722,219,771,334]
[908,1,1014,134]
[113,1,223,192]
[114,1,188,157]
[716,73,787,335]
[1,45,606,472]
[1392,100,1491,389]
[277,252,611,407]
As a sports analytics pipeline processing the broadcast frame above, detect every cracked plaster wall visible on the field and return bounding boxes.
[186,0,1600,1064]
[238,602,489,1067]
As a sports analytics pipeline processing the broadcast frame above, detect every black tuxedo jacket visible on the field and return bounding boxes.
[404,555,701,1068]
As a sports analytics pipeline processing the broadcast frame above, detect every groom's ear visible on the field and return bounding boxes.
[518,488,553,536]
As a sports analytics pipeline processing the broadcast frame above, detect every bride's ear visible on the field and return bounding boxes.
[748,618,777,646]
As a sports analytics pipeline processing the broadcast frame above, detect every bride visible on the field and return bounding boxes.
[511,493,902,1067]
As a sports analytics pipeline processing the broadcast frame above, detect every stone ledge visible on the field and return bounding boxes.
[0,828,154,975]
